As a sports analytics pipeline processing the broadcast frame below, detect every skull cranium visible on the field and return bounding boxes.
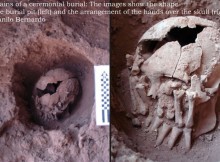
[127,16,220,149]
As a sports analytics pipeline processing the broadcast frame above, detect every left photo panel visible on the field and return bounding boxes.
[0,0,109,161]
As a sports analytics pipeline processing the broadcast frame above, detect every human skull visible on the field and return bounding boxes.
[33,68,79,121]
[127,16,220,149]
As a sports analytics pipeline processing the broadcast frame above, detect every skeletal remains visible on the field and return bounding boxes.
[33,68,79,121]
[127,16,220,149]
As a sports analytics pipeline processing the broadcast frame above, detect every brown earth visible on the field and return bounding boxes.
[111,0,220,162]
[0,0,109,161]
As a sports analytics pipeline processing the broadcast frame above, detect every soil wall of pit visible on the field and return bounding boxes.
[0,0,109,161]
[111,0,220,162]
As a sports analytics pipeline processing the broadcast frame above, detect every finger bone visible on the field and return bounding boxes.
[131,55,144,75]
[173,90,185,127]
[186,91,196,128]
[157,106,164,118]
[184,128,192,150]
[129,76,139,114]
[156,123,172,146]
[166,108,175,120]
[126,54,134,67]
[156,98,164,117]
[189,75,210,104]
[147,77,161,99]
[130,76,148,115]
[150,116,163,132]
[144,115,153,128]
[135,83,148,103]
[168,126,182,149]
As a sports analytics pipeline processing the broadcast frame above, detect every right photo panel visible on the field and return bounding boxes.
[111,0,220,161]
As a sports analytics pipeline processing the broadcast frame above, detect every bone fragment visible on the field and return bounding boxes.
[173,43,202,83]
[186,91,196,128]
[35,76,56,90]
[166,108,175,120]
[195,27,219,78]
[185,74,210,128]
[135,94,148,116]
[159,80,174,95]
[39,93,51,106]
[131,55,144,75]
[129,76,139,114]
[156,106,164,118]
[173,90,185,127]
[168,127,182,149]
[126,54,134,67]
[130,76,148,115]
[205,87,219,96]
[140,41,181,78]
[171,81,182,89]
[140,41,181,98]
[150,116,163,132]
[144,116,153,127]
[156,123,172,146]
[189,75,210,104]
[184,128,192,150]
[147,77,161,99]
[132,118,141,127]
[135,83,148,103]
[156,97,164,117]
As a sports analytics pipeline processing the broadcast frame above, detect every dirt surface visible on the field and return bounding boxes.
[111,0,220,162]
[0,0,109,161]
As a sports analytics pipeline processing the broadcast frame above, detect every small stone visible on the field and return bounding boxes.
[205,134,213,141]
[132,118,141,127]
[199,135,205,141]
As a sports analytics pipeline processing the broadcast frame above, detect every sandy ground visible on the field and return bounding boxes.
[0,0,109,161]
[111,0,220,162]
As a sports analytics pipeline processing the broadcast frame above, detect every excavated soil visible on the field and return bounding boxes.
[111,0,220,162]
[0,0,109,161]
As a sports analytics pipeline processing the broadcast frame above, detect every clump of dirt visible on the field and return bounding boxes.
[0,0,109,161]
